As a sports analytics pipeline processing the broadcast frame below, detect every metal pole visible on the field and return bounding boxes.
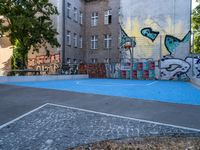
[130,47,133,80]
[108,47,110,78]
[61,0,66,74]
[192,32,195,77]
[159,35,162,80]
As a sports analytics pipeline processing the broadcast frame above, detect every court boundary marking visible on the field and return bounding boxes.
[75,81,158,87]
[0,103,49,130]
[0,102,200,132]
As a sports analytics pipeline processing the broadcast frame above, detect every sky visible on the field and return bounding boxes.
[193,0,199,9]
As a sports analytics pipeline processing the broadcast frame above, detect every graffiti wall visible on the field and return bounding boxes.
[120,0,192,80]
[28,53,61,75]
[0,37,12,76]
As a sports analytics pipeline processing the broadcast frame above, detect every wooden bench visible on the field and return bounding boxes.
[9,69,47,76]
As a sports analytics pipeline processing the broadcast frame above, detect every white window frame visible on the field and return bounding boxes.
[91,35,98,49]
[74,33,78,48]
[74,7,78,22]
[104,34,112,49]
[67,3,71,18]
[91,12,98,27]
[104,58,109,63]
[67,58,71,63]
[91,58,98,64]
[73,59,77,63]
[80,12,83,25]
[104,9,112,25]
[104,58,111,63]
[79,35,83,48]
[67,31,71,46]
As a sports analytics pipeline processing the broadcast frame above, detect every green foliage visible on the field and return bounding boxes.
[192,3,200,53]
[0,0,60,69]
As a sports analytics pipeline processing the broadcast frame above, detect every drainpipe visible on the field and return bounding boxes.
[62,0,66,72]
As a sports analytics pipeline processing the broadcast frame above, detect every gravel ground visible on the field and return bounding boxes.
[71,136,200,150]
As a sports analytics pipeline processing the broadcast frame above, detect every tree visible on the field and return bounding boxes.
[0,0,60,70]
[192,2,200,53]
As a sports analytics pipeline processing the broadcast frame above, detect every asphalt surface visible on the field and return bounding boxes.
[0,84,200,130]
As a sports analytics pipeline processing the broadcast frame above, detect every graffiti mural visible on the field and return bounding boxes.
[186,56,200,79]
[120,26,136,47]
[28,53,61,74]
[120,0,191,80]
[141,27,159,42]
[160,57,190,80]
[165,31,191,55]
[120,26,136,62]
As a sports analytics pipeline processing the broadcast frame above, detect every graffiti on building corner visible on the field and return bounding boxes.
[141,27,159,42]
[120,26,136,47]
[28,53,61,74]
[165,31,191,55]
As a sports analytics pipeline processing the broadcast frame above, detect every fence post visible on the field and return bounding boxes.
[192,54,194,77]
[192,32,195,77]
[159,35,162,80]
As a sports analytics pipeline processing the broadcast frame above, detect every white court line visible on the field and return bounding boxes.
[0,103,49,130]
[146,81,158,86]
[75,81,158,87]
[0,103,200,133]
[47,103,200,132]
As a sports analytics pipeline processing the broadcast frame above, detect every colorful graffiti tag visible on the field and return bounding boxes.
[28,53,61,74]
[120,26,136,47]
[141,27,159,42]
[160,57,190,80]
[186,56,200,79]
[165,31,191,55]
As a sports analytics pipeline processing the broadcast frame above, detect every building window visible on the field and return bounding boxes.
[104,34,112,49]
[67,3,71,18]
[91,58,98,64]
[79,36,83,48]
[74,7,78,22]
[73,59,77,64]
[67,31,71,46]
[91,12,98,27]
[104,9,112,25]
[91,35,98,49]
[74,33,78,48]
[67,58,71,63]
[104,58,111,63]
[80,12,83,25]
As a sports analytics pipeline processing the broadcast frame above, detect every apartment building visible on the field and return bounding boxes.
[64,0,120,64]
[63,0,85,64]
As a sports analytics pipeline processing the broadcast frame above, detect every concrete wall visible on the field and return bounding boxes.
[120,0,192,80]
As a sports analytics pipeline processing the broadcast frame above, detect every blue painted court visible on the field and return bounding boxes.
[4,79,200,106]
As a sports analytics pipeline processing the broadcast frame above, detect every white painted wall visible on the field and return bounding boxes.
[120,0,192,80]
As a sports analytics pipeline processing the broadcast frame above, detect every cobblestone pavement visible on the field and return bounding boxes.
[0,104,199,150]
